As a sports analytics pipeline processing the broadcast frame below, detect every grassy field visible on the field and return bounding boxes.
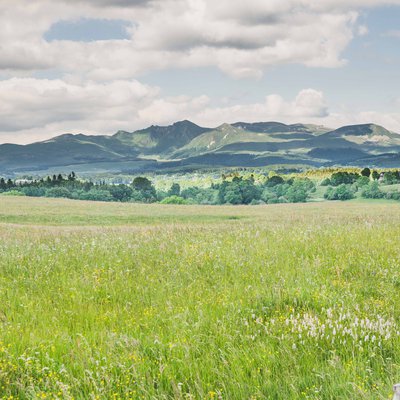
[1,197,400,399]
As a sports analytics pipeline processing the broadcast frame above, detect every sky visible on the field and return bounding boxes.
[1,0,400,144]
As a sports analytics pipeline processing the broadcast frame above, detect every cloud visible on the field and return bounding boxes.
[1,78,400,145]
[0,79,328,143]
[0,0,397,79]
[0,78,158,133]
[192,89,329,126]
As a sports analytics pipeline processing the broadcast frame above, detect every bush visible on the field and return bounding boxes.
[160,196,188,205]
[20,186,46,197]
[1,190,26,196]
[320,178,331,186]
[265,175,285,187]
[330,172,360,186]
[45,187,72,198]
[356,176,370,187]
[361,182,385,199]
[386,191,400,201]
[79,189,113,202]
[324,184,355,201]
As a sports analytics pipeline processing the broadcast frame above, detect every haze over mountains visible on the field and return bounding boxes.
[1,120,400,175]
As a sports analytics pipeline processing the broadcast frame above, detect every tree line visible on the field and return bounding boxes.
[0,172,317,205]
[2,168,400,205]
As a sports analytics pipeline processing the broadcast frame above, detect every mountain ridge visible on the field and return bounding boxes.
[1,121,399,175]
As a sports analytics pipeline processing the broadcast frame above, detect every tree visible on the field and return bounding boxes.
[265,175,284,187]
[371,170,380,181]
[168,183,181,197]
[131,177,156,203]
[383,171,398,185]
[68,171,76,181]
[330,172,360,186]
[361,182,384,199]
[361,167,371,177]
[132,177,153,191]
[324,184,355,201]
[45,187,71,198]
[320,178,331,186]
[109,185,133,202]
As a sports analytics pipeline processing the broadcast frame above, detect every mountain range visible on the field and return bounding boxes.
[1,120,400,175]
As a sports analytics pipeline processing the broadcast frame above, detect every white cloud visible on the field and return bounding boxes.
[0,0,397,79]
[0,0,400,145]
[1,78,400,145]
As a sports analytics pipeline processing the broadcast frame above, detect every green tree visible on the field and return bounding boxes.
[324,184,355,201]
[160,196,187,205]
[361,182,385,199]
[361,168,371,178]
[371,170,380,181]
[131,177,156,203]
[168,183,181,197]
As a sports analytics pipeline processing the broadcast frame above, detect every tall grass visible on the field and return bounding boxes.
[0,197,399,398]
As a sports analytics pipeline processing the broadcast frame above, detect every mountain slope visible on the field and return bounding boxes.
[114,120,210,155]
[0,134,139,173]
[1,121,400,174]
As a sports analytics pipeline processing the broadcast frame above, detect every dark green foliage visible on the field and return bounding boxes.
[356,176,370,187]
[324,184,355,201]
[20,186,46,197]
[78,189,114,202]
[3,168,400,206]
[265,175,285,187]
[45,187,72,198]
[330,172,360,186]
[371,170,380,180]
[109,185,133,202]
[320,178,331,186]
[131,177,157,203]
[261,178,315,204]
[168,183,181,197]
[386,191,400,201]
[361,167,371,177]
[181,186,218,205]
[382,171,400,185]
[361,182,385,199]
[217,177,261,205]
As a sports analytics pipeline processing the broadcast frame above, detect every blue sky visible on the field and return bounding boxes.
[0,0,400,143]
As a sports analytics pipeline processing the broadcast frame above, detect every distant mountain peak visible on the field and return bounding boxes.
[1,121,400,174]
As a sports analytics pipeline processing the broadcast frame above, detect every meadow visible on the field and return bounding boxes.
[0,197,400,399]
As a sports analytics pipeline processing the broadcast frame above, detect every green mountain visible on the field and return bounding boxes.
[114,120,210,155]
[0,134,139,173]
[1,121,400,175]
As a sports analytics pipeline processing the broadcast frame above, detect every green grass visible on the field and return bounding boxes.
[0,197,400,399]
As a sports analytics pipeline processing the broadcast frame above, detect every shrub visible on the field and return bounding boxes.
[324,184,355,201]
[20,186,46,197]
[265,175,285,187]
[1,190,26,196]
[160,196,188,205]
[356,176,370,187]
[361,182,385,199]
[45,187,72,199]
[320,178,331,186]
[79,189,113,202]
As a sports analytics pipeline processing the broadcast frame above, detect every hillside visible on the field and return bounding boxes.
[1,121,400,175]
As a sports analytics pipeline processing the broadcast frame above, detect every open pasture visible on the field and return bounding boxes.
[0,197,400,399]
